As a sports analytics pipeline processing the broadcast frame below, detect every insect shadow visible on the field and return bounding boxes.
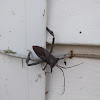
[26,27,83,94]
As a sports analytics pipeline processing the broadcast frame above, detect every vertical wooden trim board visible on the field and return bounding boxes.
[0,0,46,59]
[0,0,46,100]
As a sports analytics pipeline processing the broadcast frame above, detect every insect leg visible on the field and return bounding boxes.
[46,27,55,73]
[42,64,48,70]
[51,67,52,73]
[46,27,55,53]
[46,27,54,37]
[44,66,53,74]
[50,37,55,53]
[26,51,31,64]
[56,62,84,69]
[26,27,55,67]
[26,51,43,66]
[56,65,65,94]
[56,64,67,69]
[66,62,84,69]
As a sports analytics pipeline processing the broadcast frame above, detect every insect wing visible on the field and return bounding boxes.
[33,46,50,61]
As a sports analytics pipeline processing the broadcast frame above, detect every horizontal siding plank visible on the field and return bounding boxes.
[47,0,100,46]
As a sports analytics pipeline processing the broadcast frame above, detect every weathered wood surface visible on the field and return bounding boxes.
[0,54,45,100]
[47,0,100,46]
[0,0,46,58]
[46,45,100,100]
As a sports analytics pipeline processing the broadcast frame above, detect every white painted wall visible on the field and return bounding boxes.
[0,0,46,100]
[46,45,100,100]
[47,0,100,46]
[0,54,45,100]
[46,0,100,99]
[0,0,46,58]
[0,0,100,100]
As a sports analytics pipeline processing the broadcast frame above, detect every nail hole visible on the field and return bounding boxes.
[79,31,82,34]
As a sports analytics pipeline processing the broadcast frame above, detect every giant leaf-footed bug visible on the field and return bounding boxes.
[26,27,83,94]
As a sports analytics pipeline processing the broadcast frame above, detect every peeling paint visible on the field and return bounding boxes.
[38,74,42,78]
[43,9,45,16]
[11,11,15,15]
[35,74,42,82]
[79,77,83,78]
[3,47,16,54]
[9,31,11,32]
[61,88,65,95]
[45,91,49,95]
[35,78,38,82]
[80,87,83,90]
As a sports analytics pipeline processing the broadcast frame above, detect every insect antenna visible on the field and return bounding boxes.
[56,64,66,69]
[66,62,84,69]
[56,64,65,94]
[55,62,84,94]
[56,62,84,69]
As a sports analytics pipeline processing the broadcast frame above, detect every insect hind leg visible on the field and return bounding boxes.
[42,64,48,70]
[46,27,55,54]
[26,51,43,66]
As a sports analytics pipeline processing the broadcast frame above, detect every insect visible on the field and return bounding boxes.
[26,27,83,94]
